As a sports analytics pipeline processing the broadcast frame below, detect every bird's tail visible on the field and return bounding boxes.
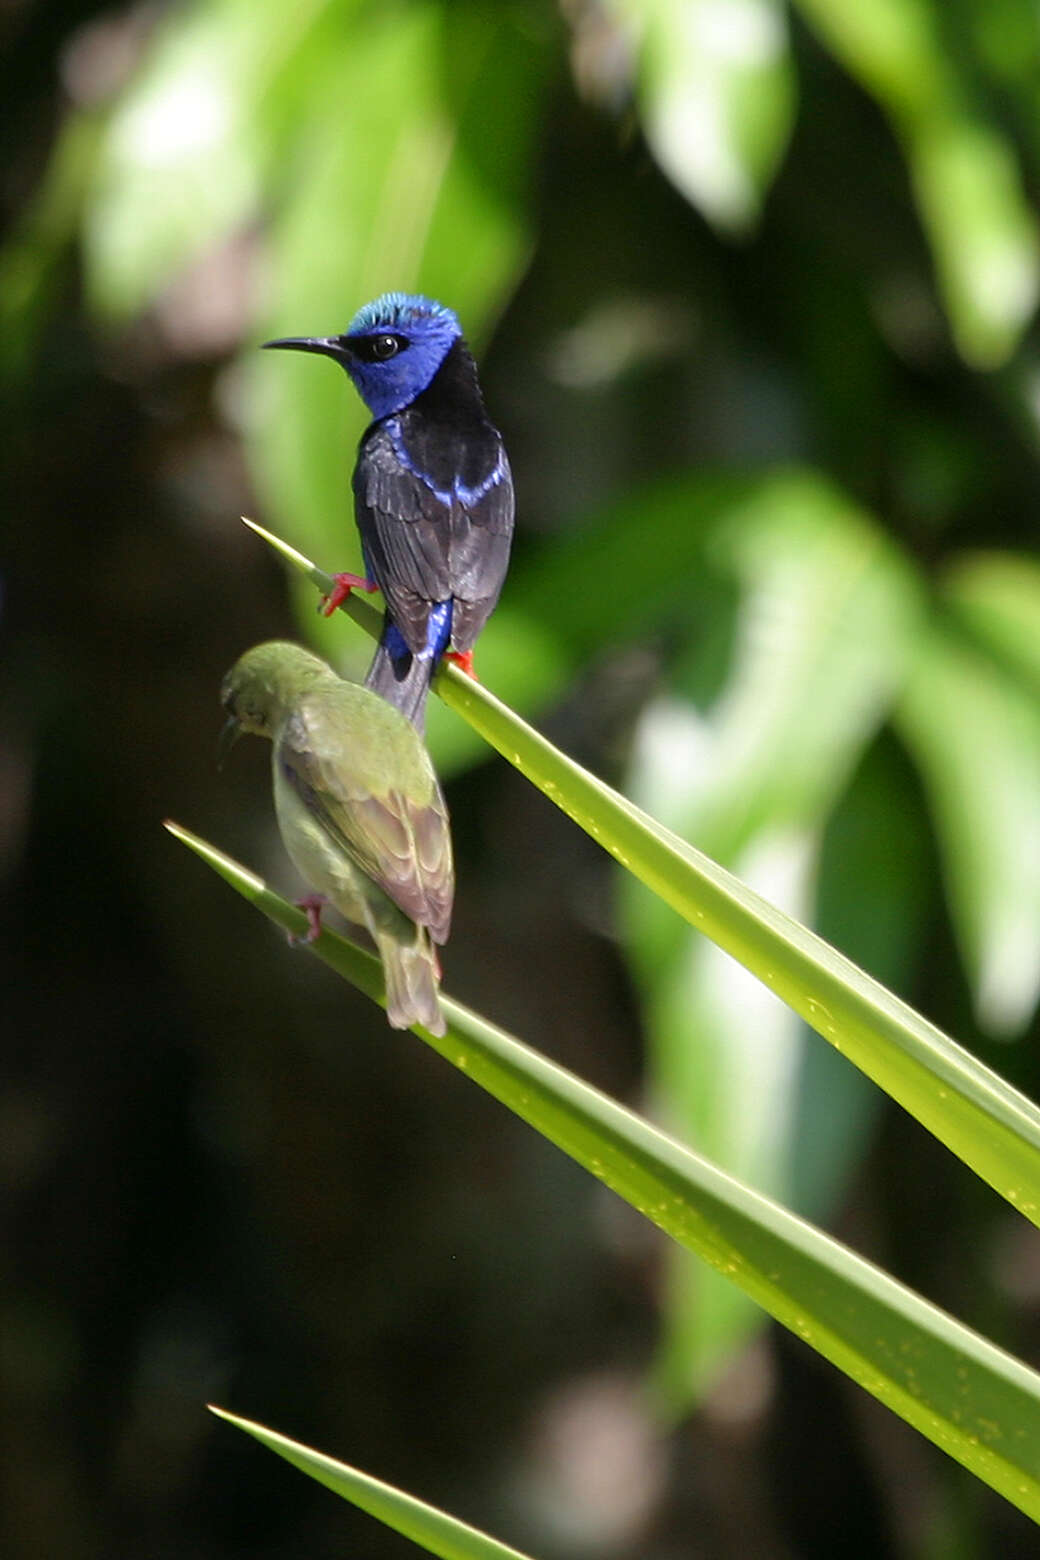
[375,926,446,1036]
[364,630,436,733]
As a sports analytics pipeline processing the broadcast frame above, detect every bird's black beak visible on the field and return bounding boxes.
[262,335,346,360]
[216,714,242,770]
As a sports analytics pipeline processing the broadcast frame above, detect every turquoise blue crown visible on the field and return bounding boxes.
[347,292,460,336]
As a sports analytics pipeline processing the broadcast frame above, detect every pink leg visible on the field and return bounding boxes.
[320,572,378,618]
[290,894,327,945]
[444,648,478,680]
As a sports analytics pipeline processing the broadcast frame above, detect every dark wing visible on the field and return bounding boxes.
[354,417,515,656]
[447,453,514,651]
[354,422,453,656]
[278,709,454,941]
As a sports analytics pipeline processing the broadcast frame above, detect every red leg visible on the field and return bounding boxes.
[320,572,378,618]
[444,648,478,680]
[290,894,327,945]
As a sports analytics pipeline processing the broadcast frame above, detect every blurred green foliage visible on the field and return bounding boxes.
[3,0,1040,1552]
[184,817,1040,1529]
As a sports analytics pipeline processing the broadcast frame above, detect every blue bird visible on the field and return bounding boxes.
[264,293,515,730]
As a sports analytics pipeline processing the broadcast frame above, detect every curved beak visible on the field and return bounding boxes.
[262,335,345,359]
[216,714,242,770]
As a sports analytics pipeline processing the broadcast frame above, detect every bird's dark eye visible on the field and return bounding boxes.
[364,332,403,361]
[344,330,409,364]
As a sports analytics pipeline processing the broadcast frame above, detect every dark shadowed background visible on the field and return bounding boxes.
[3,1,1040,1555]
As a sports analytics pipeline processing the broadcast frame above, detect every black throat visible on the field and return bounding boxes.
[410,338,489,426]
[396,336,503,489]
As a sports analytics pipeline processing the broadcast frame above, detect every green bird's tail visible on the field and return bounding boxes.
[376,926,446,1036]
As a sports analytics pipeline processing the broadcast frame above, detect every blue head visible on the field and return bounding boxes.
[264,293,462,420]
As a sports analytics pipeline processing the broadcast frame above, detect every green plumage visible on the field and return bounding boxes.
[221,641,454,1034]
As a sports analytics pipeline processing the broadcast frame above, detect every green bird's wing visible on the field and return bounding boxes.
[278,706,454,944]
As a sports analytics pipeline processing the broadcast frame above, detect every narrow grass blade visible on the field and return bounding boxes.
[240,521,1040,1226]
[171,824,1040,1522]
[209,1407,535,1559]
[448,674,1040,1226]
[242,516,385,641]
[164,819,391,1016]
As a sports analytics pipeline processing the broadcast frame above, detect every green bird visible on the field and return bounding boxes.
[220,641,454,1035]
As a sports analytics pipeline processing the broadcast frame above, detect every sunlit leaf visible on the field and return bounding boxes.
[897,623,1040,1036]
[644,825,818,1405]
[239,518,567,778]
[513,466,917,671]
[601,469,921,982]
[620,485,920,1401]
[943,550,1040,695]
[793,0,1039,365]
[790,733,931,1219]
[210,1408,535,1559]
[421,606,568,777]
[84,0,352,316]
[244,516,1040,1227]
[171,826,1040,1524]
[609,0,795,230]
[912,116,1040,367]
[947,0,1040,171]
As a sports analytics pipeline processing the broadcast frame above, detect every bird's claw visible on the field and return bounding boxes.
[290,895,327,944]
[320,572,378,617]
[444,649,477,680]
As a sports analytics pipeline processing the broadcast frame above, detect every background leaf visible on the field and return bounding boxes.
[613,474,919,1402]
[244,4,549,644]
[607,0,796,231]
[6,0,1040,1550]
[793,0,1040,365]
[246,518,1040,1233]
[175,826,1040,1527]
[943,550,1040,694]
[897,619,1040,1036]
[84,0,354,317]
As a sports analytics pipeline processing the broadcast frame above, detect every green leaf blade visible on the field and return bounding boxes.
[441,674,1040,1226]
[175,827,1040,1521]
[241,520,1040,1229]
[209,1408,536,1560]
[944,550,1040,696]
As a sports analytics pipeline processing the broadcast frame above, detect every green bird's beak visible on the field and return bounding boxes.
[216,714,242,770]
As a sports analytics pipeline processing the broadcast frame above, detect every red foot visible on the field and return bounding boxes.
[290,894,327,944]
[444,648,478,680]
[320,572,378,617]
